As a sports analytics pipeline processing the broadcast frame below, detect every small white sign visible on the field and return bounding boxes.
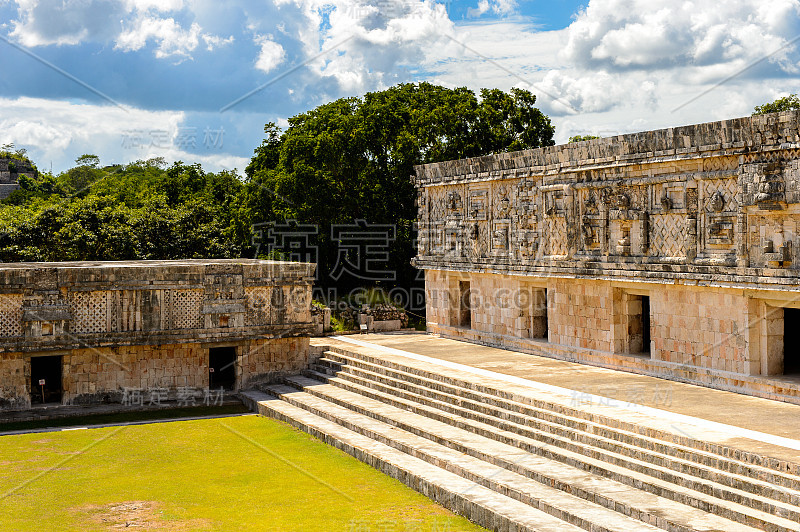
[209,368,215,373]
[360,324,368,331]
[38,379,46,386]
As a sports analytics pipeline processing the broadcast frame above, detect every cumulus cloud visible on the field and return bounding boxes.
[9,0,123,46]
[467,0,516,18]
[115,16,230,59]
[562,0,800,76]
[7,0,232,60]
[0,97,247,173]
[265,0,455,92]
[254,35,285,73]
[535,70,658,115]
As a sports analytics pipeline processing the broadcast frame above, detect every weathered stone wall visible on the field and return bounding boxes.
[0,157,34,199]
[238,337,311,387]
[63,343,207,404]
[0,259,316,410]
[415,111,800,402]
[0,352,26,409]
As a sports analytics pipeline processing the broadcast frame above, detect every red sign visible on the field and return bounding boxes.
[38,379,46,386]
[209,368,215,373]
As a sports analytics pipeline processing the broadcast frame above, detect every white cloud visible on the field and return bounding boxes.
[202,33,235,51]
[264,0,455,93]
[467,0,516,18]
[124,0,184,11]
[0,97,247,173]
[8,0,232,60]
[536,70,657,114]
[562,0,800,74]
[412,1,800,146]
[9,0,122,46]
[254,35,285,73]
[116,17,201,58]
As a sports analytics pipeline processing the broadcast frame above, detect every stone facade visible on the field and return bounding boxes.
[414,111,800,403]
[0,259,315,410]
[0,157,34,199]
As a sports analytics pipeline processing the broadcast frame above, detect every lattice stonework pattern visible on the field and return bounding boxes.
[172,289,203,329]
[702,178,739,212]
[546,217,568,256]
[650,214,686,258]
[245,286,271,326]
[0,294,23,337]
[68,291,110,334]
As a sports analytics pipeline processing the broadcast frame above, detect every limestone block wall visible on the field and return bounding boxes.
[0,353,26,409]
[238,337,311,388]
[0,157,34,199]
[650,287,750,373]
[425,270,762,372]
[63,343,206,404]
[425,269,450,328]
[550,279,613,351]
[415,111,800,401]
[0,259,317,410]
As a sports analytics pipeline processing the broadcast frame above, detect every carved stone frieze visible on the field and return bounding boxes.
[415,110,800,280]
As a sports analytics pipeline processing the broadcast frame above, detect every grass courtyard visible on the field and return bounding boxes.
[0,414,486,531]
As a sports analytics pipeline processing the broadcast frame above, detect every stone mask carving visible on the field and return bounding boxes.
[660,193,672,211]
[710,191,725,212]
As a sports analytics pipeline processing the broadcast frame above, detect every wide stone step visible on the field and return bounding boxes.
[262,385,677,532]
[315,357,800,510]
[296,371,800,532]
[240,390,589,532]
[322,348,800,489]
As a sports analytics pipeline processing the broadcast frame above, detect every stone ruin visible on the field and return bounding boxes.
[0,157,35,200]
[0,259,315,411]
[413,110,800,404]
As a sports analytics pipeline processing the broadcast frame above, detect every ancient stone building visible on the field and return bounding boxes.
[0,259,315,410]
[414,111,800,403]
[0,157,34,199]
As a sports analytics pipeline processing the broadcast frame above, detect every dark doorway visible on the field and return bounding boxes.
[531,288,548,340]
[641,296,651,354]
[30,355,62,405]
[784,308,800,374]
[627,294,651,355]
[459,281,471,328]
[209,347,237,391]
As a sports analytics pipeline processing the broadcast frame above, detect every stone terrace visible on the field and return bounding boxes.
[412,111,800,402]
[0,259,315,410]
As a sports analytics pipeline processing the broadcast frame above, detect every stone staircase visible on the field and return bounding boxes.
[241,345,800,532]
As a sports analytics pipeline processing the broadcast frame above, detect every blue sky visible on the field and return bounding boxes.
[1,0,799,173]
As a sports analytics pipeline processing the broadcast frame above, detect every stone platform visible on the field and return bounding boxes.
[244,332,800,532]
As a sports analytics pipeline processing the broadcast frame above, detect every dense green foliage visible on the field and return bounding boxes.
[568,135,599,143]
[0,156,246,262]
[753,94,800,115]
[243,82,554,292]
[1,83,554,305]
[0,143,33,163]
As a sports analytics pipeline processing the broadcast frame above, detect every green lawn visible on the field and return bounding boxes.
[0,404,251,433]
[0,414,486,531]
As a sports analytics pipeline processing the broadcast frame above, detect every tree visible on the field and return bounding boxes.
[568,135,599,143]
[75,154,100,168]
[753,94,800,115]
[244,82,555,293]
[0,158,246,262]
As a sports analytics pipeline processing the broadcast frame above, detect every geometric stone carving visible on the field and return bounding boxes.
[650,214,686,258]
[245,286,271,326]
[545,217,568,256]
[0,294,23,337]
[173,289,204,329]
[703,179,738,212]
[68,291,110,334]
